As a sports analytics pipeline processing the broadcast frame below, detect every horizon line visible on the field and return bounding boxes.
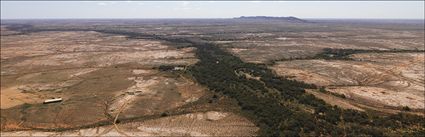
[1,17,424,20]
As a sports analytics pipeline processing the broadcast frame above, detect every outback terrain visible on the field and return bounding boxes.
[1,18,424,136]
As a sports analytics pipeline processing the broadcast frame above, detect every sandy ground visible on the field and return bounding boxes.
[272,59,397,86]
[1,31,197,70]
[222,29,424,64]
[0,68,97,109]
[272,53,425,110]
[329,86,424,109]
[0,28,257,135]
[0,30,198,108]
[1,111,258,136]
[0,30,213,131]
[0,86,40,109]
[2,20,422,135]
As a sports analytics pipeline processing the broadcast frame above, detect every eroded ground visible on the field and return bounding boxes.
[1,111,258,136]
[220,28,424,64]
[1,19,424,136]
[0,28,256,135]
[196,20,424,114]
[272,53,424,113]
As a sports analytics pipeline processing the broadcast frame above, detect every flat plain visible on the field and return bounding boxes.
[1,18,424,136]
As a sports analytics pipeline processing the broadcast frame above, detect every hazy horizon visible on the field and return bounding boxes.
[1,1,424,19]
[1,17,425,20]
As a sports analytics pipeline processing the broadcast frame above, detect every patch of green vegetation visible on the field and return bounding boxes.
[19,103,33,122]
[185,41,424,136]
[315,48,425,60]
[402,106,411,111]
[160,112,169,117]
[318,87,346,98]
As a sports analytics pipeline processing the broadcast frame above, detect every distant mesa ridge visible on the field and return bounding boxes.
[234,16,307,23]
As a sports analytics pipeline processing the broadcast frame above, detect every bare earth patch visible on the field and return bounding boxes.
[1,111,257,136]
[0,30,208,131]
[272,53,425,112]
[0,86,40,109]
[328,86,424,109]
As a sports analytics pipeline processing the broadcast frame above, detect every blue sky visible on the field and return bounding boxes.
[1,1,424,19]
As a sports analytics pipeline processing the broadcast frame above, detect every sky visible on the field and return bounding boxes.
[1,1,424,19]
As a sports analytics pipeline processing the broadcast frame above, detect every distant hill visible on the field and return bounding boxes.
[234,16,307,23]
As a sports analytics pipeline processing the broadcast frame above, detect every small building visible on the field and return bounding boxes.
[43,97,63,104]
[173,67,185,71]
